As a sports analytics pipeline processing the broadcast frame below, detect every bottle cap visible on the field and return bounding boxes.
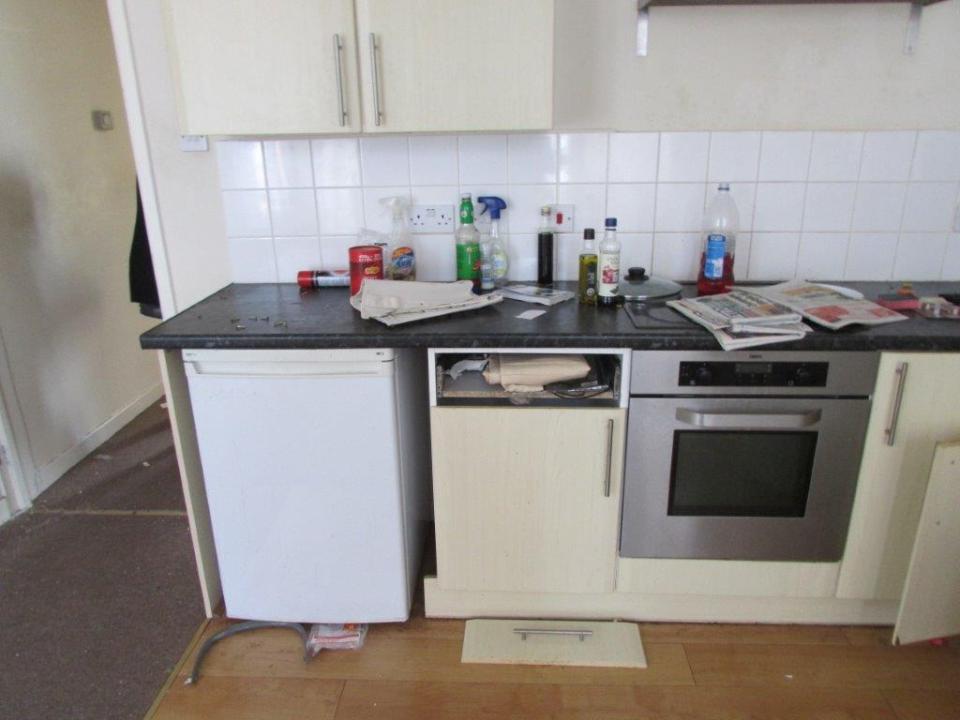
[540,205,551,216]
[583,228,595,240]
[297,270,316,288]
[461,192,472,200]
[605,217,617,228]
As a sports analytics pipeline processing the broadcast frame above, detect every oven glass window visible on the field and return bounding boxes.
[669,431,817,517]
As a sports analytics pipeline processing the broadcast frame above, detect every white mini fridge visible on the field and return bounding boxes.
[183,348,429,623]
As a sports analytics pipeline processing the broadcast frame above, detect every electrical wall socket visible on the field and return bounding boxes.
[409,204,455,233]
[552,204,575,232]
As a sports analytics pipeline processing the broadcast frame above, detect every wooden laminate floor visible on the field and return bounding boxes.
[146,608,960,720]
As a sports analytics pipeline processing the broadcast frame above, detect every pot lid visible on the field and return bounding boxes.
[619,267,682,302]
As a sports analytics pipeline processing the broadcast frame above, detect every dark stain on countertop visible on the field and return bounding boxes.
[141,281,960,352]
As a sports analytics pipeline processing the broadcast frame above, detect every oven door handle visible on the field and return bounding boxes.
[675,408,822,429]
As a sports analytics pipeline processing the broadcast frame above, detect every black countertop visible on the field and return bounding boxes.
[141,281,960,352]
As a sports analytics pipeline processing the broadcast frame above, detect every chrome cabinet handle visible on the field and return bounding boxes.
[603,418,614,497]
[675,408,822,429]
[884,362,909,446]
[514,628,593,641]
[332,34,347,127]
[368,33,383,126]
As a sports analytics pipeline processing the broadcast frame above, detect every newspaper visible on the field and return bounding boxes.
[667,289,802,331]
[752,281,908,330]
[667,290,810,350]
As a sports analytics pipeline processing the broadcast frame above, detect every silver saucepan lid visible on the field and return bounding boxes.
[619,267,682,302]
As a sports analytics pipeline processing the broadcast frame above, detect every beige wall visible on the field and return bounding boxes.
[0,0,161,498]
[555,0,960,131]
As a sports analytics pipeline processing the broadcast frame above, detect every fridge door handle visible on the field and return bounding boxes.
[675,408,822,429]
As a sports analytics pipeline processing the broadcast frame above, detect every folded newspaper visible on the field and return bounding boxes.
[668,282,906,351]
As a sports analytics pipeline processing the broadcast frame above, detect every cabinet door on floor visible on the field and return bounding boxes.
[354,0,554,132]
[431,407,624,594]
[163,0,361,134]
[838,353,960,601]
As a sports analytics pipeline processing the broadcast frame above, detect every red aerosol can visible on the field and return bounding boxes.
[349,245,383,295]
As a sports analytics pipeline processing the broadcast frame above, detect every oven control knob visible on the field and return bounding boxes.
[694,366,713,385]
[793,367,812,386]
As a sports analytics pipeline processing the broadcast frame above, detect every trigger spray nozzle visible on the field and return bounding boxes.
[477,196,507,220]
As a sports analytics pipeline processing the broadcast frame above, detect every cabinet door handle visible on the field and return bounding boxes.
[884,361,909,446]
[603,418,615,497]
[332,34,347,127]
[368,33,383,126]
[514,628,593,641]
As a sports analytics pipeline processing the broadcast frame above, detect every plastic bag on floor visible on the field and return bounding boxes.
[306,623,368,656]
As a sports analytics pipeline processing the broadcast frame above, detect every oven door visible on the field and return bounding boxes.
[619,396,871,561]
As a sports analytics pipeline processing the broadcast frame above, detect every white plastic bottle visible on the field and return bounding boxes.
[697,183,739,295]
[597,217,620,307]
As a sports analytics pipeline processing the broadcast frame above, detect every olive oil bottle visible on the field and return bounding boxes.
[578,228,598,305]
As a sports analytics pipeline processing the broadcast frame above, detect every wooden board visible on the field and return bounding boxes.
[894,440,960,645]
[461,619,646,669]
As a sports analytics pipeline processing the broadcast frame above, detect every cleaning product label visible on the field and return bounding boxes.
[456,242,481,281]
[598,252,620,297]
[704,234,726,280]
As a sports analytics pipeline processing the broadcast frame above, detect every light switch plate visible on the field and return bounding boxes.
[409,204,455,233]
[179,135,209,152]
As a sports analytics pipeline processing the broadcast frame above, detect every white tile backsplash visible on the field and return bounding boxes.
[658,133,709,182]
[911,132,960,182]
[802,183,856,232]
[758,132,812,181]
[608,133,659,183]
[216,141,265,189]
[655,184,706,232]
[859,131,916,181]
[409,135,458,186]
[753,183,805,232]
[509,133,558,184]
[218,130,960,283]
[263,140,313,188]
[268,189,317,236]
[708,132,761,183]
[360,136,409,186]
[312,138,361,187]
[559,133,607,183]
[808,132,863,182]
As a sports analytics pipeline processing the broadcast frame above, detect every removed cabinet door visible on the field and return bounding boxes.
[894,440,960,645]
[431,407,624,594]
[355,0,554,132]
[163,0,361,134]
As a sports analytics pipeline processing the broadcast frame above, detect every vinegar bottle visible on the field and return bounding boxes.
[697,183,739,296]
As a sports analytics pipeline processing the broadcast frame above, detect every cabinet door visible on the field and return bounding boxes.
[355,0,553,132]
[431,407,624,594]
[163,0,361,135]
[837,353,960,600]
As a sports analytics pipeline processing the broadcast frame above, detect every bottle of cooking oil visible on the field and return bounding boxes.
[578,228,598,304]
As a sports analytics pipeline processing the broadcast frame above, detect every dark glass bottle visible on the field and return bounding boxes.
[536,205,554,285]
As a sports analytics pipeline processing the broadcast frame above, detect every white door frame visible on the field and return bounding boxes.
[0,324,32,521]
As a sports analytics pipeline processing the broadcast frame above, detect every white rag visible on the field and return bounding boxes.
[350,279,502,326]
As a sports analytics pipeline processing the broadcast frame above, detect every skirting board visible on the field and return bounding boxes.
[425,577,898,625]
[29,383,164,498]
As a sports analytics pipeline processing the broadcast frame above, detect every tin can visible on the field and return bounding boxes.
[349,245,383,295]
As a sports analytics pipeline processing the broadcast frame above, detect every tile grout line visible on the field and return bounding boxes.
[32,507,187,517]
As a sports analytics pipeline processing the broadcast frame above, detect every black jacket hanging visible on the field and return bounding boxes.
[129,182,161,319]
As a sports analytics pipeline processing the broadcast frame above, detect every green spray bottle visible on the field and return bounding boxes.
[456,193,481,292]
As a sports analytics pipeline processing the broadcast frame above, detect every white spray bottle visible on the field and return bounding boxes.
[477,196,509,289]
[379,196,415,280]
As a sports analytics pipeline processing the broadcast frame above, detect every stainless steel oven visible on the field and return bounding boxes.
[620,351,879,562]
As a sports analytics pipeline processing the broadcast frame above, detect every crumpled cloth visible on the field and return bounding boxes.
[483,354,591,392]
[350,279,502,326]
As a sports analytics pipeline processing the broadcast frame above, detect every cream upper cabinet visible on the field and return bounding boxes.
[354,0,554,132]
[163,0,361,135]
[431,407,624,594]
[837,353,960,601]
